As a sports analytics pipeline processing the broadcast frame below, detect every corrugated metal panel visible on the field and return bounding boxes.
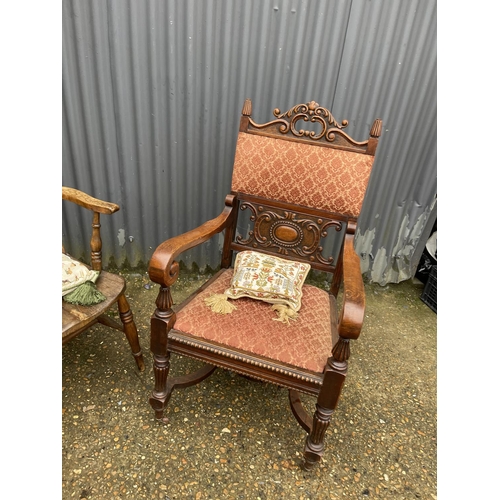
[62,0,436,284]
[336,0,437,284]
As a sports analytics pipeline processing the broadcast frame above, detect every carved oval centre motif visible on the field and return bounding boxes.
[275,225,299,242]
[270,222,303,247]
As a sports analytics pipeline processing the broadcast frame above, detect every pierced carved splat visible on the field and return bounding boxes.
[273,101,348,140]
[242,99,382,155]
[234,198,344,271]
[249,101,352,145]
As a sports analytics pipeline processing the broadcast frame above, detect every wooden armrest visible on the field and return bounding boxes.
[62,187,119,214]
[338,227,365,340]
[149,194,237,287]
[62,186,119,271]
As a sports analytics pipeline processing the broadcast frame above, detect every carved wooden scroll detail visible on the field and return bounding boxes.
[241,98,382,156]
[248,101,358,144]
[235,201,343,268]
[274,101,348,140]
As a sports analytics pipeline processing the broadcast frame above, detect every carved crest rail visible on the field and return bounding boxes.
[241,99,382,155]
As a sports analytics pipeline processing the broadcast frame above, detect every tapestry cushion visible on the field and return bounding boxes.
[174,269,336,373]
[226,250,311,312]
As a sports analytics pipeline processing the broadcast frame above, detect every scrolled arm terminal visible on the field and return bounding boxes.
[149,195,238,287]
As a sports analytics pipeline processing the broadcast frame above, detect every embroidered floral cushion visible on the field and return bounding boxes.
[227,250,310,311]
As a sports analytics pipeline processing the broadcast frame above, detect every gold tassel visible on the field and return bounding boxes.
[204,294,237,314]
[272,304,298,325]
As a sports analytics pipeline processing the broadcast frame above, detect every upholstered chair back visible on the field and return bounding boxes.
[223,99,382,282]
[231,132,375,218]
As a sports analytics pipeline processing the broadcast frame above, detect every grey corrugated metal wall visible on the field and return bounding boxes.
[62,0,436,285]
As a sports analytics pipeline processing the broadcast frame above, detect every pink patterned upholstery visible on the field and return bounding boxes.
[231,132,374,217]
[174,269,336,373]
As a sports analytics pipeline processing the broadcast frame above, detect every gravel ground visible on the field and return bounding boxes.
[62,269,437,499]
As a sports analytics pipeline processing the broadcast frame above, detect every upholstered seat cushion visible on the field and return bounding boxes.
[174,269,337,373]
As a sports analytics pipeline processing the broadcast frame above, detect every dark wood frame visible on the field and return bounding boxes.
[148,100,382,469]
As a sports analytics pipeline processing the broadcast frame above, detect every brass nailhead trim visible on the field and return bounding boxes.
[171,334,322,388]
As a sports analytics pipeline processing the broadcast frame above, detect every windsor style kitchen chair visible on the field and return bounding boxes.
[62,187,145,372]
[147,99,382,469]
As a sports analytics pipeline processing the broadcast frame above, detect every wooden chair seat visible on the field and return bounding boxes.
[63,270,125,342]
[173,269,336,376]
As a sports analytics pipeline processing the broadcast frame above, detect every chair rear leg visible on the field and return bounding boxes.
[117,294,145,371]
[303,358,348,470]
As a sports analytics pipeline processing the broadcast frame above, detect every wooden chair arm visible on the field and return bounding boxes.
[62,186,119,271]
[337,227,365,340]
[149,194,237,287]
[62,187,120,214]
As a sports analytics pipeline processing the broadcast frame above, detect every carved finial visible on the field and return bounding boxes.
[242,98,252,116]
[370,119,383,138]
[307,101,319,112]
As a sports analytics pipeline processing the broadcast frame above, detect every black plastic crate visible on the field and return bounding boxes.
[420,265,437,313]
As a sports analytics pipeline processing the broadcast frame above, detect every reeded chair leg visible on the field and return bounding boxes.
[303,358,348,470]
[117,294,145,371]
[149,352,175,424]
[303,404,334,470]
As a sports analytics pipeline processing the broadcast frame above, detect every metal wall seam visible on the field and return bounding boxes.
[62,0,437,283]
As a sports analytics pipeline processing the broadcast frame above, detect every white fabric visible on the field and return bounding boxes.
[62,254,99,296]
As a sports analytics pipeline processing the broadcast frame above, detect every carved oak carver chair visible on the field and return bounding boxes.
[62,187,145,372]
[148,99,382,469]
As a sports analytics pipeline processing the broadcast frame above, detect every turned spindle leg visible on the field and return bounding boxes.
[117,294,145,371]
[149,285,176,423]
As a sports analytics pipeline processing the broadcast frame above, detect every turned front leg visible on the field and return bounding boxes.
[149,286,176,423]
[303,404,335,470]
[149,352,171,422]
[303,351,349,470]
